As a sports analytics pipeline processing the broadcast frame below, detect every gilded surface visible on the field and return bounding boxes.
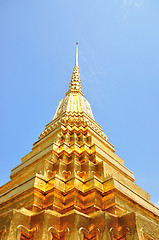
[0,42,159,239]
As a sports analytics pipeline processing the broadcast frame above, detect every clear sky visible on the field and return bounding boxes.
[0,0,159,206]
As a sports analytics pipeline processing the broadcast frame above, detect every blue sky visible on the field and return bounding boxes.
[0,0,159,205]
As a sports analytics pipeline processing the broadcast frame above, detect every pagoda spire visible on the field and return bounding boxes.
[66,41,82,95]
[53,42,95,120]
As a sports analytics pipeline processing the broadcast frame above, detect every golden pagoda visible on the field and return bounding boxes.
[0,42,159,240]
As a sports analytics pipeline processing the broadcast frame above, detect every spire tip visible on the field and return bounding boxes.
[75,41,78,67]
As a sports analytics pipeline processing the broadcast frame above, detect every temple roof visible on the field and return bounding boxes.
[53,42,94,120]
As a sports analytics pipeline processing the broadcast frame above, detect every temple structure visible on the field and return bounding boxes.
[0,42,159,239]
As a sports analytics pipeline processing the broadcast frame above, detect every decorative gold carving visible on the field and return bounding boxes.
[77,171,86,179]
[48,227,70,240]
[108,227,134,240]
[62,170,71,179]
[38,112,109,144]
[79,226,101,240]
[16,225,38,240]
[47,170,56,178]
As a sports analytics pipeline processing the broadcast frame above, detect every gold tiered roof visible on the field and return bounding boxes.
[0,42,159,240]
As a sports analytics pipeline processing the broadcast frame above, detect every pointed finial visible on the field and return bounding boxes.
[66,41,83,96]
[75,41,78,67]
